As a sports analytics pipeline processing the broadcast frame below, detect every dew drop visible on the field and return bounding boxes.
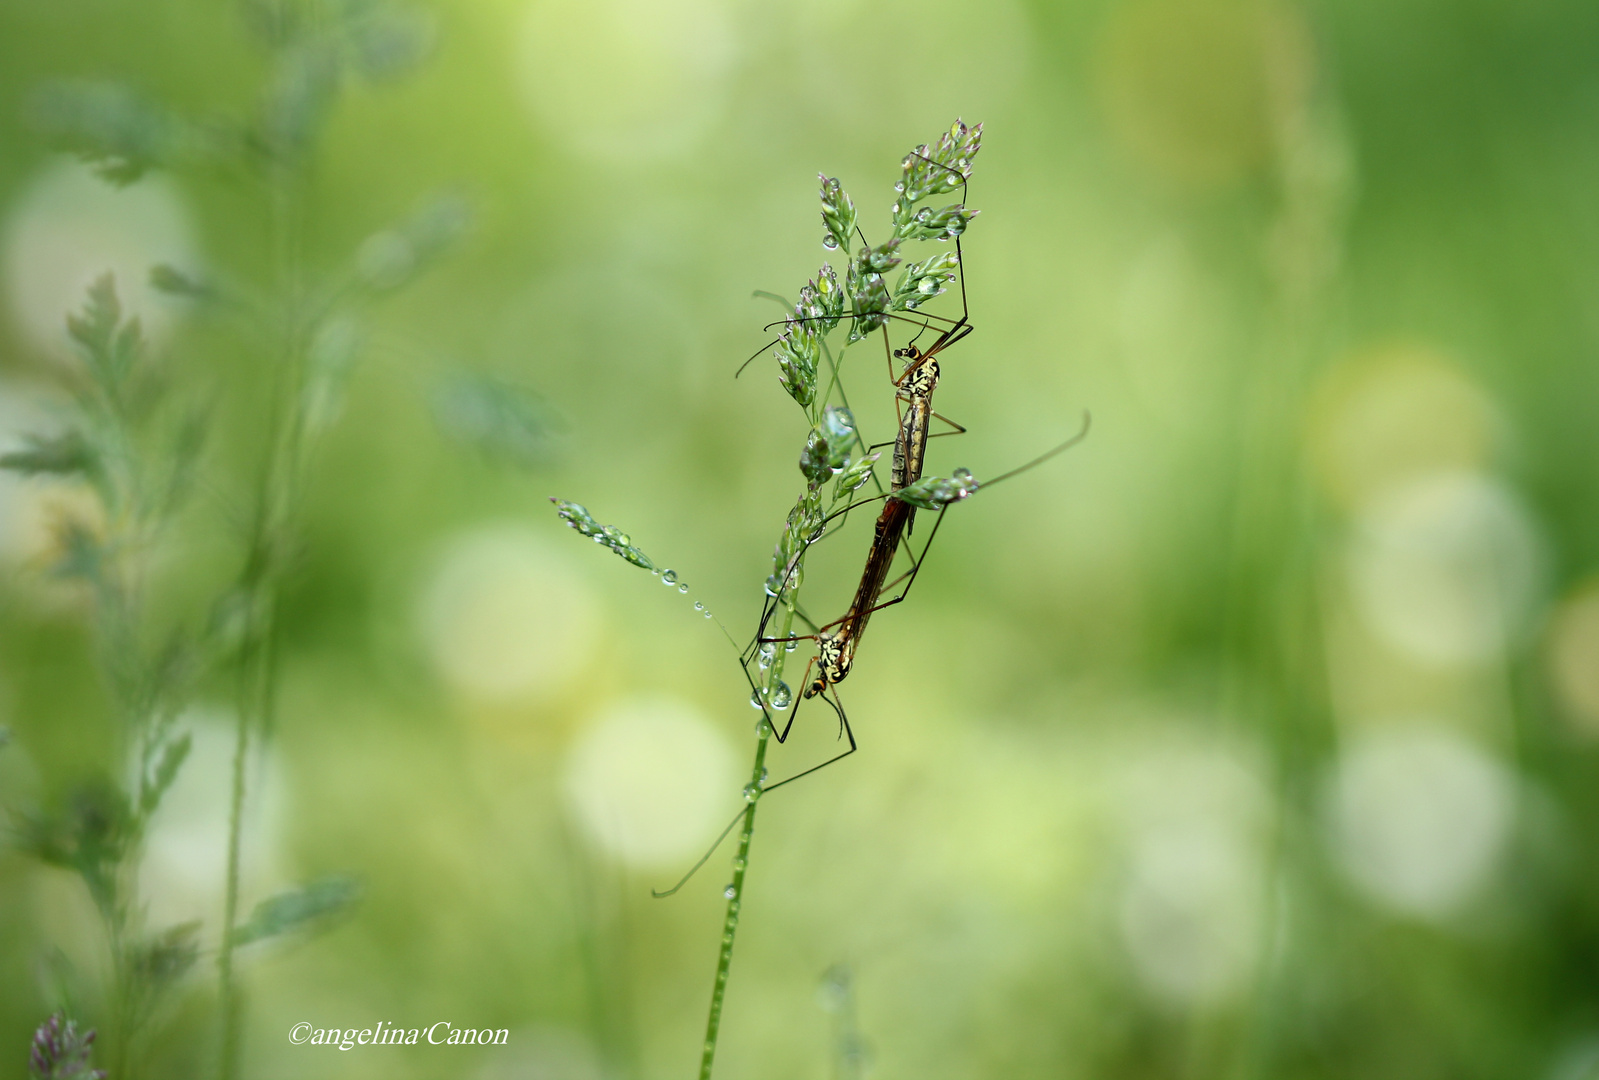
[758,768,768,784]
[661,569,678,585]
[704,610,713,618]
[678,583,689,594]
[891,202,901,215]
[905,300,917,309]
[822,235,839,251]
[894,181,905,192]
[785,635,799,653]
[750,688,766,709]
[742,783,762,803]
[771,681,793,710]
[724,884,737,899]
[693,601,704,611]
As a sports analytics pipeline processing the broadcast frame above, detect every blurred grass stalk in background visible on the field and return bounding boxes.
[8,0,463,1076]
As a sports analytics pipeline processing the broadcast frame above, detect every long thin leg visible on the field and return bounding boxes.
[861,506,950,616]
[651,807,747,897]
[652,677,854,899]
[758,689,858,795]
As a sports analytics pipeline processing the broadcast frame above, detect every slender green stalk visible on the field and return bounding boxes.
[699,605,793,1080]
[218,150,303,1080]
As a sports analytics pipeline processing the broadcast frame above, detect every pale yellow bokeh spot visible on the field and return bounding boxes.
[563,697,736,870]
[518,0,738,160]
[1308,344,1500,513]
[418,524,602,707]
[1548,581,1599,739]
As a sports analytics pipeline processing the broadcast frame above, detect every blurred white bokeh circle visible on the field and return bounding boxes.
[418,524,601,705]
[3,158,200,359]
[563,697,735,870]
[1112,740,1269,1007]
[1347,471,1541,667]
[1325,723,1515,919]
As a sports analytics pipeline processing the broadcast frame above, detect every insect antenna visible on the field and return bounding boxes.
[979,411,1093,490]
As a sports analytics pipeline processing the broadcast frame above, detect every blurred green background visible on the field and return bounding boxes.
[3,0,1599,1077]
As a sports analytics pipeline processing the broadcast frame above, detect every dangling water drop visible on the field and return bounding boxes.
[750,687,766,709]
[693,601,704,611]
[742,783,762,803]
[678,583,689,593]
[771,681,793,710]
[704,610,713,618]
[822,234,839,250]
[661,569,678,585]
[785,634,799,653]
[724,884,737,899]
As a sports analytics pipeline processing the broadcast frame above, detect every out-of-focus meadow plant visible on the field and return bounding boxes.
[5,0,464,1076]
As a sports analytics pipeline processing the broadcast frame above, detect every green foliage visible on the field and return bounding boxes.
[432,372,559,469]
[15,781,134,919]
[832,450,879,502]
[799,405,856,484]
[0,430,97,479]
[67,274,142,396]
[773,317,820,407]
[230,877,362,947]
[550,499,658,571]
[891,468,979,509]
[137,733,191,819]
[28,81,187,186]
[892,250,960,309]
[818,174,856,255]
[129,922,201,990]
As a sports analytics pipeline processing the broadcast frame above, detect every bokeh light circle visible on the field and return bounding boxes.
[3,158,200,359]
[418,524,602,705]
[1347,471,1542,667]
[1112,740,1269,1007]
[1308,346,1500,513]
[563,697,735,870]
[1326,723,1514,919]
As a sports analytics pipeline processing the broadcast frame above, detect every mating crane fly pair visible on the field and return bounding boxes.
[732,154,1088,803]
